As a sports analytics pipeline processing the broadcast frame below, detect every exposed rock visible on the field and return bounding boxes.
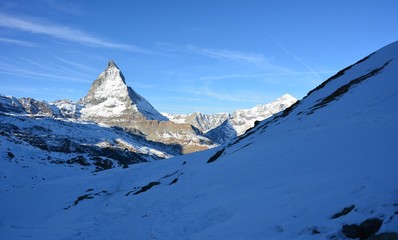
[19,97,62,117]
[133,181,160,195]
[368,232,398,240]
[0,95,25,113]
[331,205,355,219]
[66,156,90,166]
[7,152,14,159]
[342,218,383,239]
[361,218,383,238]
[207,148,225,163]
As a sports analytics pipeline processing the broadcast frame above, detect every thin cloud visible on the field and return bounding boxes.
[0,14,151,53]
[185,45,267,64]
[0,61,91,83]
[0,36,36,46]
[267,35,321,81]
[16,57,94,80]
[157,43,268,65]
[19,57,56,71]
[200,70,336,81]
[185,86,265,103]
[0,85,84,101]
[53,56,97,73]
[203,89,263,102]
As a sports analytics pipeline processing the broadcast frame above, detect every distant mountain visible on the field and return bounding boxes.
[206,94,297,144]
[165,94,297,145]
[1,41,397,240]
[0,95,61,117]
[163,112,229,133]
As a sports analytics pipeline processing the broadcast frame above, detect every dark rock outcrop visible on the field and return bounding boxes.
[342,218,383,239]
[368,232,398,240]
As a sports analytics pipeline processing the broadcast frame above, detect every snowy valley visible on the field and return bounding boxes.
[1,41,398,240]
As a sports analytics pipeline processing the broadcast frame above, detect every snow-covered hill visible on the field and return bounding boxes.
[1,41,398,240]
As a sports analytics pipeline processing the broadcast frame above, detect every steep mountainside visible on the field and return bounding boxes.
[1,42,397,239]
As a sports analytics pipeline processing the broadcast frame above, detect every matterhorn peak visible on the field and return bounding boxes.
[79,61,167,122]
[80,60,128,106]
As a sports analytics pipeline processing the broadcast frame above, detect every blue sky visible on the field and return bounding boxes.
[0,0,397,114]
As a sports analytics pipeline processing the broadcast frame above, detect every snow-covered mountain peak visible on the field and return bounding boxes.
[276,93,296,102]
[206,94,298,144]
[79,61,167,121]
[80,60,128,106]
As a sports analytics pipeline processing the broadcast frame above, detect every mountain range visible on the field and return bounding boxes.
[1,41,397,239]
[0,61,295,159]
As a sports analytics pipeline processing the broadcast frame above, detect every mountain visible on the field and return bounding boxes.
[77,61,214,154]
[79,60,168,123]
[164,94,297,145]
[158,94,296,149]
[206,94,297,144]
[0,61,294,155]
[0,97,181,169]
[0,95,61,117]
[1,41,397,239]
[163,112,230,133]
[0,61,214,155]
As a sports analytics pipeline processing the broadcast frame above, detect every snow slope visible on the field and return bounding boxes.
[1,41,398,240]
